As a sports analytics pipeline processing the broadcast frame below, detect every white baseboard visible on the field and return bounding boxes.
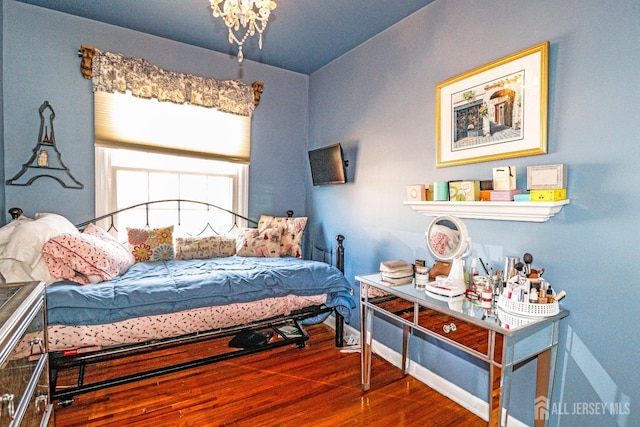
[324,318,527,427]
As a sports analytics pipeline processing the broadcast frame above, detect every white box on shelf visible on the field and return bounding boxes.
[493,166,516,190]
[527,164,567,190]
[406,184,426,201]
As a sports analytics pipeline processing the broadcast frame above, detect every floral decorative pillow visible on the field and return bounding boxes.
[127,226,174,262]
[257,215,307,258]
[236,227,281,257]
[175,235,236,260]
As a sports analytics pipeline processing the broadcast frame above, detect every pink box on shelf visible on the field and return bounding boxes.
[489,189,522,201]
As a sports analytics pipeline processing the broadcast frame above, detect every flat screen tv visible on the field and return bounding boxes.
[308,143,347,186]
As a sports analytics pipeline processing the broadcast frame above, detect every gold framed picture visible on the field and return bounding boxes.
[436,41,549,167]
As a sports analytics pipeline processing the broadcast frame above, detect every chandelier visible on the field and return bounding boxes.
[210,0,277,62]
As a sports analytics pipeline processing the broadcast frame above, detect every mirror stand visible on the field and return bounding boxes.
[425,215,472,298]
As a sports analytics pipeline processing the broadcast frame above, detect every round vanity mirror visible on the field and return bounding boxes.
[426,216,469,260]
[425,215,472,298]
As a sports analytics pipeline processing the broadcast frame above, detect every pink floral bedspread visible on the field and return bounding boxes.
[48,294,326,352]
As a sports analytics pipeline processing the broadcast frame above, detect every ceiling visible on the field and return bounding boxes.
[14,0,436,75]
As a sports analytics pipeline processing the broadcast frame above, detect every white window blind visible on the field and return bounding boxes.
[94,91,251,164]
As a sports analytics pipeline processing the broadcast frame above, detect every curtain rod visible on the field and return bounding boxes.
[78,44,263,107]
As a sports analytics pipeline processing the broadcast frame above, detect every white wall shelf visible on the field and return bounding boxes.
[403,199,570,222]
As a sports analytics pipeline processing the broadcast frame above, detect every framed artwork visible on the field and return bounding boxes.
[436,41,549,167]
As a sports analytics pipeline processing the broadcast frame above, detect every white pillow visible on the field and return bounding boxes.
[0,213,78,284]
[0,216,33,245]
[0,258,57,285]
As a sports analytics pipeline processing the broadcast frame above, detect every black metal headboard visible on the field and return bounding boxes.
[76,199,259,231]
[7,200,344,271]
[8,207,23,220]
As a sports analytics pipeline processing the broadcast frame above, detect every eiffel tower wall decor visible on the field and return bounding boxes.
[6,101,84,189]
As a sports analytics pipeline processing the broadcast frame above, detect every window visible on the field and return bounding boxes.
[95,147,248,239]
[94,91,249,238]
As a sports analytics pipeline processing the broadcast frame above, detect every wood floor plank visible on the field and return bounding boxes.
[53,324,486,426]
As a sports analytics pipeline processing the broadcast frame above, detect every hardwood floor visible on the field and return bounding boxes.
[53,324,486,426]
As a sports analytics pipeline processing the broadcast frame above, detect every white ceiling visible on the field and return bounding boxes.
[15,0,437,74]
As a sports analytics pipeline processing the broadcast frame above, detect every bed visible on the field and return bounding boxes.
[1,200,354,404]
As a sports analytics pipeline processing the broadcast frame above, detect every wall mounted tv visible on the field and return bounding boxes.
[308,143,347,186]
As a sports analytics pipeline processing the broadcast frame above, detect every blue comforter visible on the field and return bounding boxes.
[46,256,355,326]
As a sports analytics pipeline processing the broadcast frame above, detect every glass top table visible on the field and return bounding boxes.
[357,273,569,427]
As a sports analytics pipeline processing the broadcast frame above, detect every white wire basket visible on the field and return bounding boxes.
[497,309,537,328]
[497,294,559,318]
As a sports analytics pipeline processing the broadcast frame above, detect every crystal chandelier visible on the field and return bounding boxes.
[210,0,277,62]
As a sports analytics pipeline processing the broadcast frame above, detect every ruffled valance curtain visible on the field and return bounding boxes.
[91,49,255,117]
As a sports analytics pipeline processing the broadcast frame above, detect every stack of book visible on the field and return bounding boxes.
[379,260,414,286]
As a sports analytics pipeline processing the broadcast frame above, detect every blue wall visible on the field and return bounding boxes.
[3,0,640,426]
[308,0,639,426]
[1,0,309,225]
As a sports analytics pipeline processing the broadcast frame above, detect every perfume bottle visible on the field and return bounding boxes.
[481,281,493,312]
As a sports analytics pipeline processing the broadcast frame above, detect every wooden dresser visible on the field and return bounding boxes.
[0,281,53,426]
[357,273,568,427]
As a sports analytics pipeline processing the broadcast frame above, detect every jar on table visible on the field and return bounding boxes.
[415,266,429,290]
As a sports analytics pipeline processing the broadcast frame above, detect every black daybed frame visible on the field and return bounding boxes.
[10,200,346,405]
[50,304,340,405]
